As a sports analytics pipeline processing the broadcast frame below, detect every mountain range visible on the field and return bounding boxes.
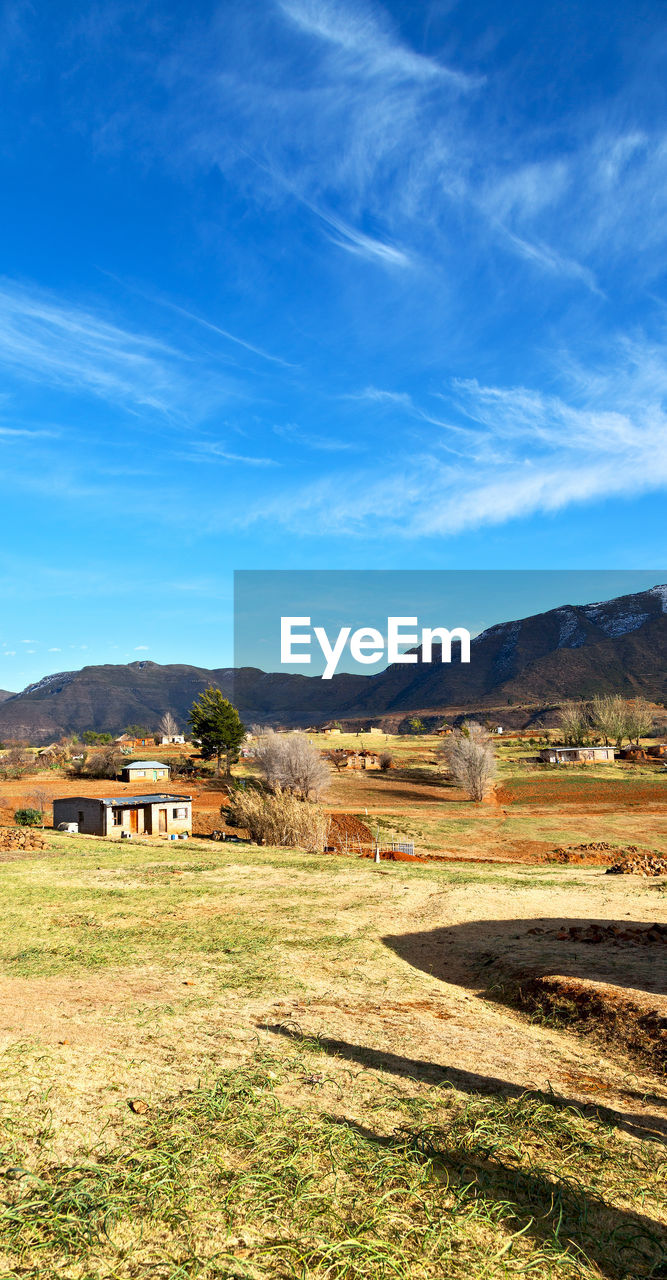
[0,584,665,742]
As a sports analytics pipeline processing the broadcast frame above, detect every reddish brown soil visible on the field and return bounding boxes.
[325,813,374,852]
[514,975,667,1073]
[546,842,648,865]
[497,777,666,807]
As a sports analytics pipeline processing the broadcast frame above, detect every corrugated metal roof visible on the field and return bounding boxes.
[102,794,192,806]
[122,760,169,770]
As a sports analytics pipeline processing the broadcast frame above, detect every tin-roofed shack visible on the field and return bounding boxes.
[539,746,615,765]
[53,794,192,837]
[120,760,170,783]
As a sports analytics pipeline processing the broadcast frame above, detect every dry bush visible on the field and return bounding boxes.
[80,745,123,780]
[379,752,393,771]
[0,748,35,780]
[442,721,496,801]
[255,731,330,798]
[225,786,326,851]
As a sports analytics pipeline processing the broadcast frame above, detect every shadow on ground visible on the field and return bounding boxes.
[262,1023,667,1146]
[383,916,667,995]
[327,1113,667,1280]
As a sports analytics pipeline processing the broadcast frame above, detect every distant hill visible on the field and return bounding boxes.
[0,690,14,704]
[0,584,664,742]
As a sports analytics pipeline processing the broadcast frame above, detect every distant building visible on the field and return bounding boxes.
[53,794,192,837]
[120,760,171,783]
[326,749,381,770]
[539,745,615,765]
[157,734,186,745]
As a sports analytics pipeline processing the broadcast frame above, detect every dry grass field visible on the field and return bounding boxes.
[0,827,665,1278]
[0,734,665,1277]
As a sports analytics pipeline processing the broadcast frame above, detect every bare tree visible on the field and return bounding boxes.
[159,711,179,738]
[624,697,653,745]
[28,788,51,827]
[442,721,496,801]
[557,701,590,745]
[255,731,330,799]
[590,694,626,747]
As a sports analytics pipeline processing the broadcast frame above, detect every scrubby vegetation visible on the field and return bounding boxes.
[226,784,327,850]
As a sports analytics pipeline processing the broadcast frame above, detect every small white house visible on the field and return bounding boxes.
[53,794,192,837]
[158,734,186,746]
[120,759,171,783]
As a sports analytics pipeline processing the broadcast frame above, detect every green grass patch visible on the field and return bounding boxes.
[0,1055,664,1279]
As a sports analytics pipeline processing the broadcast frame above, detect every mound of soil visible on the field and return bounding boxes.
[326,813,374,852]
[514,975,667,1074]
[606,853,667,877]
[0,826,47,853]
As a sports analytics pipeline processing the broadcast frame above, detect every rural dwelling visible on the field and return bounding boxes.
[539,745,615,765]
[116,735,156,749]
[327,749,381,770]
[53,794,192,837]
[120,759,170,783]
[157,734,186,745]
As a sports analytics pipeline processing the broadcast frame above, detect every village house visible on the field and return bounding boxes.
[327,748,381,770]
[53,794,192,838]
[157,734,186,745]
[120,759,171,783]
[539,745,615,765]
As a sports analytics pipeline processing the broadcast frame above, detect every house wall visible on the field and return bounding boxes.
[53,798,193,837]
[146,801,192,836]
[539,747,615,764]
[121,766,170,782]
[53,797,106,835]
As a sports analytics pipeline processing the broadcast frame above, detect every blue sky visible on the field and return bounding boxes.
[1,0,666,689]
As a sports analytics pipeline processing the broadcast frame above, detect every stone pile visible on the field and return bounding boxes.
[0,826,47,852]
[606,853,667,877]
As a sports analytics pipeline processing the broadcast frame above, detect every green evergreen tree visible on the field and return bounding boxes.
[188,687,245,776]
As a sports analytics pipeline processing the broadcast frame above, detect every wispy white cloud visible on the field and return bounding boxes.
[274,422,356,451]
[191,441,279,467]
[244,334,667,537]
[0,424,59,438]
[144,295,297,369]
[0,278,188,414]
[278,0,476,87]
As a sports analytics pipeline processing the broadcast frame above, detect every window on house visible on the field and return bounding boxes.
[113,809,123,825]
[173,807,187,819]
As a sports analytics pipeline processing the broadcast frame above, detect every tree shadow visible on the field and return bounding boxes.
[261,1023,667,1147]
[324,1113,667,1280]
[383,916,667,996]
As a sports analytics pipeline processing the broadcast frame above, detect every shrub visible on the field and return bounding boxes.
[442,721,496,802]
[14,808,42,827]
[225,787,326,851]
[80,745,123,779]
[255,732,330,799]
[379,752,393,771]
[0,748,35,780]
